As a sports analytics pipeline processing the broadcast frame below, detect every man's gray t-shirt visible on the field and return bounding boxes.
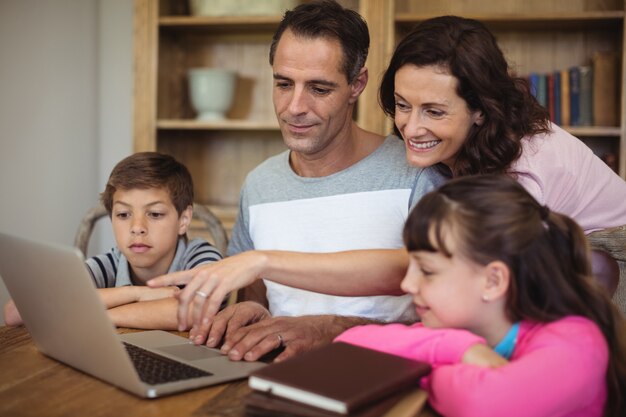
[229,135,445,321]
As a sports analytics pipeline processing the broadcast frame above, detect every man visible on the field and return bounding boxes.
[149,0,443,362]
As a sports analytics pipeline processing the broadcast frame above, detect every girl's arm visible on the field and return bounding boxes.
[337,318,608,417]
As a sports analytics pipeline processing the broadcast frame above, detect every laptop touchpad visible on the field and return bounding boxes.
[156,343,223,361]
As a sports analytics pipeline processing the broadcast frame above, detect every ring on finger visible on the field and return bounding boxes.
[195,290,208,298]
[277,333,284,347]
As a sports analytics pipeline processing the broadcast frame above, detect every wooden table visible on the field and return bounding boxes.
[0,326,438,417]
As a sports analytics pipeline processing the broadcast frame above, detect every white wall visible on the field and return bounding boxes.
[0,0,133,324]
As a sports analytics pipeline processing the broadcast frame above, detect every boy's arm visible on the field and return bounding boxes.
[98,286,180,309]
[107,297,192,330]
[3,286,181,327]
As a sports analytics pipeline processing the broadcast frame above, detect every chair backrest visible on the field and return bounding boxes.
[590,249,619,297]
[74,203,229,258]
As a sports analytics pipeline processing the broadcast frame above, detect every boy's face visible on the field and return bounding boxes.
[111,187,191,283]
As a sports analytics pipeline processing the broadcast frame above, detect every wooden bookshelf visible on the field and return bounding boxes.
[133,0,626,221]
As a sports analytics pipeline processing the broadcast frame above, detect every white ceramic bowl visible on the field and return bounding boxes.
[188,68,236,121]
[189,0,298,16]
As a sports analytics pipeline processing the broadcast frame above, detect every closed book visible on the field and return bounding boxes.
[547,73,555,122]
[536,73,548,108]
[593,51,619,126]
[569,66,581,126]
[553,71,562,125]
[248,342,431,415]
[578,65,593,126]
[244,386,423,417]
[560,68,570,126]
[529,72,548,108]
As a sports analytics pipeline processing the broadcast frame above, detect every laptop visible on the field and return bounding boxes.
[0,232,266,398]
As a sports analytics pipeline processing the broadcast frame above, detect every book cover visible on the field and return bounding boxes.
[560,68,570,126]
[578,65,593,126]
[248,342,431,415]
[536,73,548,109]
[529,72,548,108]
[529,72,540,100]
[547,73,555,122]
[593,51,619,126]
[553,71,562,125]
[569,66,581,126]
[243,386,424,417]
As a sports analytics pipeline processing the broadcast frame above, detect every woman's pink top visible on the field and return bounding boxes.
[513,124,626,233]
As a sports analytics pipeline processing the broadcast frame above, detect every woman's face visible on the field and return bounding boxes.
[393,64,484,170]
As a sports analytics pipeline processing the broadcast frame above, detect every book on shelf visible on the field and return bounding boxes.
[529,72,547,108]
[578,65,593,127]
[553,70,562,125]
[569,66,580,126]
[560,68,570,126]
[547,73,555,122]
[593,51,619,127]
[247,342,431,415]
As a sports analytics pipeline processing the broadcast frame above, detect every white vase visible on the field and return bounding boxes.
[189,0,299,16]
[188,68,236,121]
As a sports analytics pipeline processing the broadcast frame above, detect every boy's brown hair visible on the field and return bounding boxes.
[101,152,194,217]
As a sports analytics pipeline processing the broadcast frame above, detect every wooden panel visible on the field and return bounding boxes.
[158,131,286,206]
[133,0,159,152]
[358,0,395,136]
[395,0,623,14]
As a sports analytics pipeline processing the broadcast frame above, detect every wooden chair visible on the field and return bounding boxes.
[73,203,229,258]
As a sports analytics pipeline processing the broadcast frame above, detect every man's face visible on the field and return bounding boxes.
[272,29,358,159]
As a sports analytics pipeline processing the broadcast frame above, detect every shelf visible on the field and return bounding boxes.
[396,11,624,30]
[565,126,622,137]
[159,15,282,32]
[157,119,280,131]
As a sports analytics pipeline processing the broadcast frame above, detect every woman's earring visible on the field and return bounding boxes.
[482,294,489,302]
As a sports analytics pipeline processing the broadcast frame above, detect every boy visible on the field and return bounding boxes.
[4,152,222,329]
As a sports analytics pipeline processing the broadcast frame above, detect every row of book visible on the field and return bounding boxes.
[526,51,619,127]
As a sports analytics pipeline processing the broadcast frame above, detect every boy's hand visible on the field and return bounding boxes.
[136,286,180,302]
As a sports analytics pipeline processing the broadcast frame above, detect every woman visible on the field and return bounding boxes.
[379,15,626,308]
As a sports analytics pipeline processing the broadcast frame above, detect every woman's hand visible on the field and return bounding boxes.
[147,251,269,331]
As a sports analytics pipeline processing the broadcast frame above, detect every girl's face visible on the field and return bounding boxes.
[400,231,491,334]
[393,64,484,170]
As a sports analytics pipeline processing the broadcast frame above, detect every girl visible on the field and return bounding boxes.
[336,175,626,417]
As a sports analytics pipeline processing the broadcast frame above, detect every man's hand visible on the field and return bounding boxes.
[189,301,271,347]
[147,252,268,331]
[220,314,376,363]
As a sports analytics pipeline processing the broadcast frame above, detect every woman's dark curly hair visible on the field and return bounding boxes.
[379,16,551,177]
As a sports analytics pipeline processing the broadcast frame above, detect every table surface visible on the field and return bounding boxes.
[0,325,437,417]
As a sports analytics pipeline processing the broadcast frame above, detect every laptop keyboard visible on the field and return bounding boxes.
[123,342,213,385]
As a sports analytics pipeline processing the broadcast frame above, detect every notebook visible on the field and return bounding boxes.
[0,232,266,398]
[248,342,431,414]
